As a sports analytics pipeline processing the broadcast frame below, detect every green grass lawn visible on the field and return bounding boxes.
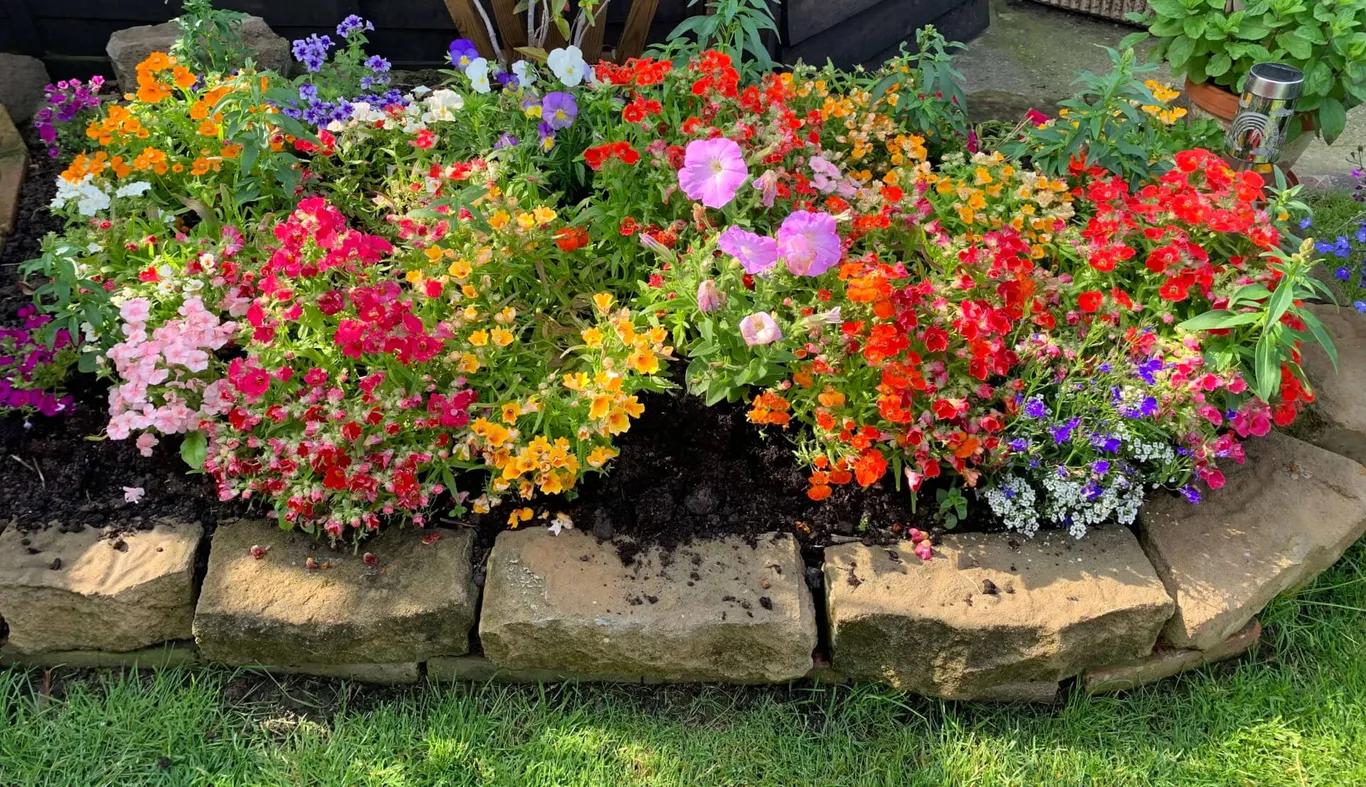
[1,539,1363,787]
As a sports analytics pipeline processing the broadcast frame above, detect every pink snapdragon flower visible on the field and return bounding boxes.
[777,211,841,276]
[717,226,778,274]
[739,312,782,346]
[678,137,748,208]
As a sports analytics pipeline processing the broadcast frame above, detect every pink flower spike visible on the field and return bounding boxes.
[739,312,782,346]
[777,211,841,277]
[678,137,748,208]
[717,226,778,274]
[122,486,145,504]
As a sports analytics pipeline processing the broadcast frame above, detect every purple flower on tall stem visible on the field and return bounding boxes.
[678,137,749,208]
[777,210,841,276]
[739,312,782,346]
[717,226,778,274]
[541,91,578,130]
[292,34,334,73]
[448,38,480,71]
[336,14,373,38]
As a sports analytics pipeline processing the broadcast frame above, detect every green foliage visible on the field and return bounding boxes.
[867,27,971,160]
[172,0,251,76]
[661,0,779,76]
[934,486,968,529]
[999,47,1224,187]
[1126,0,1366,143]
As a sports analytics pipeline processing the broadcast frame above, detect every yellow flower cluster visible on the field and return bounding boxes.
[1140,80,1187,125]
[922,151,1073,255]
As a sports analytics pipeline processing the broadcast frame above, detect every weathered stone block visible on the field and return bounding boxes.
[0,53,49,124]
[479,529,817,683]
[193,522,476,667]
[824,528,1173,699]
[243,662,420,685]
[1082,619,1262,694]
[1141,431,1366,650]
[1301,304,1366,467]
[0,523,202,654]
[106,16,290,89]
[0,642,198,669]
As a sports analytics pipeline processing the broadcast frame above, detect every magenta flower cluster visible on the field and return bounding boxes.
[33,77,105,159]
[0,307,75,416]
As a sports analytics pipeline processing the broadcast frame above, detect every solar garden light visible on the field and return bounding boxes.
[1224,63,1305,170]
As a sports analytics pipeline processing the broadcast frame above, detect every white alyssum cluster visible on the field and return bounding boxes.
[1039,470,1144,539]
[982,475,1040,536]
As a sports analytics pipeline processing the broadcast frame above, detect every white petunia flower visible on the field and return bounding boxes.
[114,181,152,198]
[546,46,587,87]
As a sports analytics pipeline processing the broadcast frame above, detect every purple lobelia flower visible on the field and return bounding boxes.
[717,226,779,274]
[739,312,782,346]
[541,91,578,130]
[777,210,841,276]
[1023,397,1048,418]
[1049,417,1080,445]
[448,39,480,71]
[678,137,749,208]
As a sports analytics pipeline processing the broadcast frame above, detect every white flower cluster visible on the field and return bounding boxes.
[332,88,467,134]
[1039,470,1143,539]
[982,475,1040,536]
[51,175,152,216]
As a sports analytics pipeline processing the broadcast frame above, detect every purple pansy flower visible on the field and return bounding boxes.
[541,91,578,130]
[448,38,480,71]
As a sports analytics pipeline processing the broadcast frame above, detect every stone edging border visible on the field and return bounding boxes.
[3,426,1364,700]
[0,105,28,242]
[2,319,1365,700]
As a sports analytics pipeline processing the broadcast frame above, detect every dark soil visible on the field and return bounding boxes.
[0,128,958,556]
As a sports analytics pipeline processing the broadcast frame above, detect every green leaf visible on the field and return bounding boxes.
[1167,35,1196,68]
[180,431,208,470]
[1277,32,1313,60]
[1206,52,1232,77]
[1178,309,1263,331]
[1320,97,1348,143]
[1253,332,1280,403]
[1183,15,1207,39]
[1300,310,1339,371]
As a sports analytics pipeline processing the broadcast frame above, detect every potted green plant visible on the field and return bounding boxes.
[1126,0,1366,159]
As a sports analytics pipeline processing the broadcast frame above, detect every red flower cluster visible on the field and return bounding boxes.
[583,140,641,170]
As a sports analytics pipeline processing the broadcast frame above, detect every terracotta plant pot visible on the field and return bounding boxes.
[1183,78,1315,169]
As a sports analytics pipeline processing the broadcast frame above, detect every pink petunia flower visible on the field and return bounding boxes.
[739,312,782,346]
[678,137,748,208]
[717,226,778,274]
[777,211,841,276]
[697,279,725,312]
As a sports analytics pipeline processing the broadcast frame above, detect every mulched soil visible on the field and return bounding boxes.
[0,129,966,559]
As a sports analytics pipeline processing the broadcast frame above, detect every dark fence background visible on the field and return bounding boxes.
[1,0,987,79]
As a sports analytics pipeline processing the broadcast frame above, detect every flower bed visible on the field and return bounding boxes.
[0,6,1350,562]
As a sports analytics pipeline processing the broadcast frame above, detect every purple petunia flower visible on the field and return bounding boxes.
[717,226,779,274]
[541,91,578,130]
[678,137,749,208]
[777,210,842,277]
[449,38,480,71]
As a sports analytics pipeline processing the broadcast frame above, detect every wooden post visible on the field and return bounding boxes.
[442,0,498,59]
[616,0,660,60]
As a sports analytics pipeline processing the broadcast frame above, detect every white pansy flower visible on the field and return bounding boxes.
[546,46,587,87]
[511,59,536,87]
[466,57,492,94]
[422,88,465,123]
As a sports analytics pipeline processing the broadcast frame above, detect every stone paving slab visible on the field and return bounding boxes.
[0,523,202,654]
[1141,431,1366,650]
[824,528,1173,699]
[479,529,817,683]
[1082,619,1261,695]
[194,521,476,667]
